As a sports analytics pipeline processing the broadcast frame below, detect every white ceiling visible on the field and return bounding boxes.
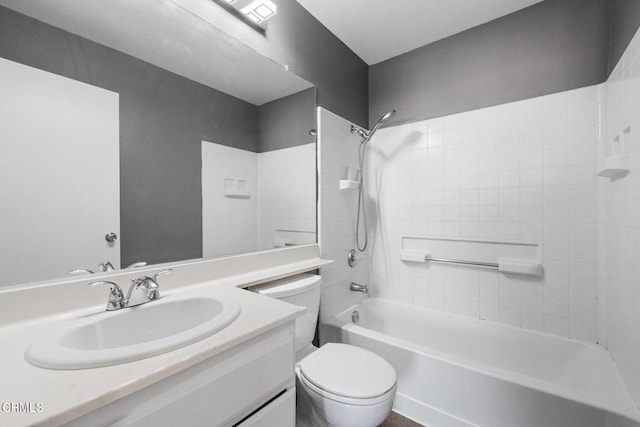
[0,0,312,105]
[295,0,544,65]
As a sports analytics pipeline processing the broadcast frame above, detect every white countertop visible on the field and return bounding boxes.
[0,245,330,426]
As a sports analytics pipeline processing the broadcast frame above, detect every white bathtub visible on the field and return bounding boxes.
[321,299,640,427]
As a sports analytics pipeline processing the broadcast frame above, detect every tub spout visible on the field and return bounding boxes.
[350,282,368,294]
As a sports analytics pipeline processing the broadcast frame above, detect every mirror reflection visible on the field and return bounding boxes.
[0,0,317,287]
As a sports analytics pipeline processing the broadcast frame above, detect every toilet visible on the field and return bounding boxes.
[252,274,396,427]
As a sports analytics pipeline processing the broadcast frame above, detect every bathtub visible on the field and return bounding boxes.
[321,299,640,427]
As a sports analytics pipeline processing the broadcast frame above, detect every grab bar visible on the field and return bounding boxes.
[401,251,543,277]
[425,256,498,269]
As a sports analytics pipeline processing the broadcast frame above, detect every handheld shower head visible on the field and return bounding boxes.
[369,109,396,137]
[350,109,397,143]
[380,109,397,122]
[347,108,397,253]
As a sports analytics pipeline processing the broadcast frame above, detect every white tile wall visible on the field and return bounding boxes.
[599,26,640,404]
[318,108,368,321]
[202,141,316,257]
[202,141,258,257]
[366,86,599,342]
[258,143,316,250]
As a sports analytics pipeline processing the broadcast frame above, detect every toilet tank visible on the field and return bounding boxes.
[252,274,321,352]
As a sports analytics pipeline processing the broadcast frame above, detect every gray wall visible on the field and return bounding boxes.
[0,6,260,266]
[610,0,640,73]
[258,88,316,152]
[213,0,369,127]
[369,0,612,127]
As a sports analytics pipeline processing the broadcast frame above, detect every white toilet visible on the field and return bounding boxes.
[253,274,396,427]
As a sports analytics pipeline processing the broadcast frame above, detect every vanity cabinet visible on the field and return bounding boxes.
[237,388,296,426]
[67,322,295,427]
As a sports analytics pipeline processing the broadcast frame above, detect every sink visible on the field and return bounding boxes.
[25,294,241,369]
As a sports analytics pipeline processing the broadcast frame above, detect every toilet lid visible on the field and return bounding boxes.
[299,343,396,399]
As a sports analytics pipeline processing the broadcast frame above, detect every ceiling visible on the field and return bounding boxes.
[295,0,544,65]
[0,0,312,105]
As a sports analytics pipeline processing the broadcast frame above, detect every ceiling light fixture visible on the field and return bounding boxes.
[241,0,277,24]
[211,0,277,34]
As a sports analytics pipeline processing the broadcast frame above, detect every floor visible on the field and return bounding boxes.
[380,412,424,427]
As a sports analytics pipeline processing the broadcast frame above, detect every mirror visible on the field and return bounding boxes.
[0,0,317,287]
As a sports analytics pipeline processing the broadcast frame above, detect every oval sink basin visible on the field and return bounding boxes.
[25,294,241,369]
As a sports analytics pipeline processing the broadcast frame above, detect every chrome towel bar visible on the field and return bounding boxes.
[400,247,543,277]
[425,256,499,269]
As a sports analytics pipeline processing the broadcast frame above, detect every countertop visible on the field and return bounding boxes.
[0,245,330,426]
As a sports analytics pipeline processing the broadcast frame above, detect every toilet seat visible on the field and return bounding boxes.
[298,343,396,405]
[298,369,396,406]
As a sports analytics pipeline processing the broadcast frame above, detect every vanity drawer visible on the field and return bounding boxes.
[236,388,295,427]
[68,323,295,427]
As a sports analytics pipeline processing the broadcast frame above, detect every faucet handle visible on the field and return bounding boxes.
[89,281,125,311]
[153,269,173,282]
[70,269,94,275]
[98,261,115,272]
[126,261,147,269]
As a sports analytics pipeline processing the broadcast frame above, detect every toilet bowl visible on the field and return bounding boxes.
[252,274,397,427]
[296,343,396,427]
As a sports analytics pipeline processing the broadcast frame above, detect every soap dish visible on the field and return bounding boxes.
[597,155,629,180]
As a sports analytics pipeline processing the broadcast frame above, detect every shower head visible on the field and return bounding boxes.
[380,109,397,122]
[369,109,396,136]
[350,109,397,143]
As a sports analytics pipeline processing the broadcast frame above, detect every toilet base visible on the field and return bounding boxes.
[295,370,396,427]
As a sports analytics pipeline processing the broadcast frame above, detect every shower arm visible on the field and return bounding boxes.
[350,110,397,144]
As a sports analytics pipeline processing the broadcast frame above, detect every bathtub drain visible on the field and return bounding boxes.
[352,310,360,323]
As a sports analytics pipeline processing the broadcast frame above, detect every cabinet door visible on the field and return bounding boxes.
[237,388,295,427]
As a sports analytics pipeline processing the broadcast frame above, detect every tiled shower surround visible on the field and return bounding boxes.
[318,108,369,321]
[366,85,600,342]
[600,27,640,403]
[202,142,315,257]
[317,24,640,409]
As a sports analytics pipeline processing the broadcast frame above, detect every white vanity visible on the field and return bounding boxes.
[68,324,296,426]
[0,245,330,426]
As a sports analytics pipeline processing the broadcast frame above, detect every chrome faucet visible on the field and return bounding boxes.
[349,282,368,294]
[126,269,172,307]
[89,281,126,311]
[89,269,172,311]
